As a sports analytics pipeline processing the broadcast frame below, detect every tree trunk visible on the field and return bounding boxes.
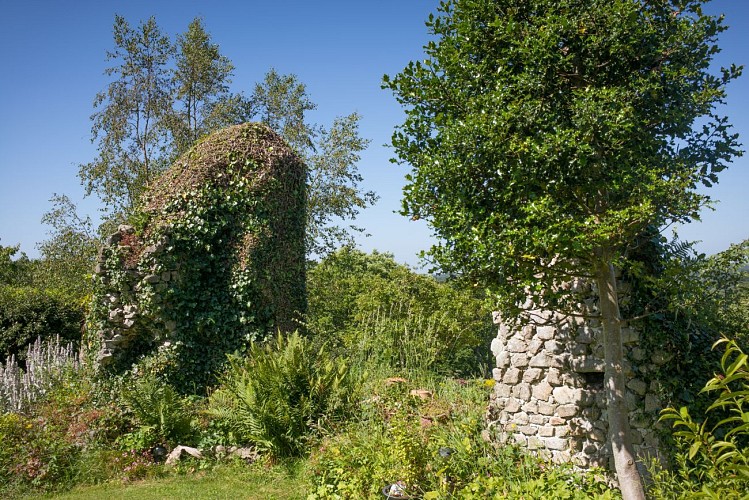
[594,254,646,500]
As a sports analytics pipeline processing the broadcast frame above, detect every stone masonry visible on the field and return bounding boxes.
[487,307,670,471]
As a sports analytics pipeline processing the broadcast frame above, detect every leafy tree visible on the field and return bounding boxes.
[385,0,742,497]
[252,70,377,255]
[171,17,250,157]
[36,194,97,302]
[307,248,494,375]
[79,15,174,216]
[0,242,31,287]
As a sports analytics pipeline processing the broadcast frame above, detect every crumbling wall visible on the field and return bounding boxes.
[89,123,307,392]
[487,306,670,471]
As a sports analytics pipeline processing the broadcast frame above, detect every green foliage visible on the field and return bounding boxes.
[0,241,32,287]
[77,15,373,255]
[171,17,247,157]
[37,194,98,302]
[118,375,195,449]
[252,70,376,255]
[79,15,174,215]
[208,331,359,458]
[384,0,742,318]
[307,248,494,376]
[0,285,83,364]
[308,377,615,499]
[657,338,749,497]
[89,123,307,393]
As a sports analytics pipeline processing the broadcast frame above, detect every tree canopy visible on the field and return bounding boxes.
[385,0,742,497]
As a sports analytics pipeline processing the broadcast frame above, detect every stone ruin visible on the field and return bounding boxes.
[487,303,672,472]
[89,123,306,388]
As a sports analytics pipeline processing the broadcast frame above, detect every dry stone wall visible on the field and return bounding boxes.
[487,306,671,471]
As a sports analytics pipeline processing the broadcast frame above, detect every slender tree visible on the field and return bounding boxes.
[79,15,174,216]
[171,17,248,156]
[385,1,742,497]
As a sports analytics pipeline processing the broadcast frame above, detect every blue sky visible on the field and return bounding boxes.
[0,0,747,268]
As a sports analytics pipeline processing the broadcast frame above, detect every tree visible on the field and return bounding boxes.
[252,70,377,255]
[171,17,250,157]
[384,1,742,497]
[36,194,98,302]
[79,15,174,217]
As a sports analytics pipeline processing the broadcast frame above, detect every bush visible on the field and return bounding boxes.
[307,248,495,376]
[117,374,196,450]
[308,377,615,499]
[208,331,359,457]
[0,285,83,365]
[654,337,749,498]
[0,335,80,414]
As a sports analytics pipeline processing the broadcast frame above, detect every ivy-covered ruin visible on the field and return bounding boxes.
[88,123,307,392]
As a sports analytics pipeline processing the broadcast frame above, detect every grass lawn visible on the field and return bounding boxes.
[33,462,308,500]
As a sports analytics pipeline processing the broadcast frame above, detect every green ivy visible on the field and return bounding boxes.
[88,123,306,394]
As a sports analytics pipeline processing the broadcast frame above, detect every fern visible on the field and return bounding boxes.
[207,331,359,457]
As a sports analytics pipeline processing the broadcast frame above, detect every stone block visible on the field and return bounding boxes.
[496,351,510,368]
[511,353,529,367]
[527,339,544,355]
[513,412,529,425]
[571,356,604,373]
[539,426,555,437]
[494,383,511,398]
[546,368,563,386]
[503,368,520,384]
[557,405,578,418]
[504,398,521,413]
[536,325,555,340]
[512,383,531,400]
[490,337,504,357]
[549,416,565,425]
[529,353,551,367]
[538,402,557,415]
[588,429,606,442]
[492,368,502,382]
[507,338,528,353]
[645,394,662,413]
[553,386,582,405]
[544,340,564,354]
[529,414,545,425]
[522,401,538,414]
[555,426,570,437]
[522,368,542,383]
[519,425,537,436]
[532,381,553,401]
[527,437,543,450]
[627,378,648,396]
[546,438,568,451]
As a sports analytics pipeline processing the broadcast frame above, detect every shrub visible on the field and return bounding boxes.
[655,337,749,498]
[208,331,359,457]
[0,285,83,365]
[117,374,196,450]
[308,377,615,499]
[0,335,80,414]
[307,248,495,376]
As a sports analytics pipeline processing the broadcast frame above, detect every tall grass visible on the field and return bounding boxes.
[0,335,80,413]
